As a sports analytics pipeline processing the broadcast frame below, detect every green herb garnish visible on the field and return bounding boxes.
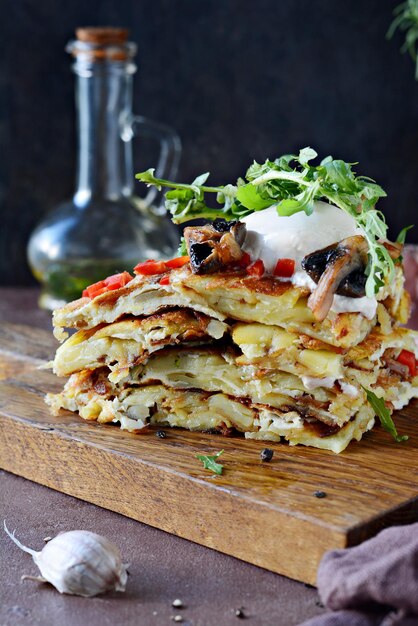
[137,169,241,223]
[177,236,187,256]
[363,387,408,442]
[136,147,394,297]
[196,449,224,475]
[387,0,418,79]
[396,224,414,243]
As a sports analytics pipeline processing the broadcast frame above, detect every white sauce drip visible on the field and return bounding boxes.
[242,201,377,318]
[301,377,360,396]
[301,375,336,390]
[331,294,377,320]
[339,382,359,398]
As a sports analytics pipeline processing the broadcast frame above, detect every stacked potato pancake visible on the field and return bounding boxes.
[47,219,418,453]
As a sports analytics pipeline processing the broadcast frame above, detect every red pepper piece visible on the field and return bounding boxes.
[246,259,265,277]
[396,349,417,377]
[134,260,168,275]
[273,258,295,278]
[82,280,107,298]
[159,275,170,286]
[82,272,134,299]
[165,256,190,269]
[104,271,134,290]
[239,252,251,268]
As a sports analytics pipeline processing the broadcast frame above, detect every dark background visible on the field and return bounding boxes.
[2,0,418,286]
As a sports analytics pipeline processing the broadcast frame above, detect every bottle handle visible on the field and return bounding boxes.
[125,115,181,211]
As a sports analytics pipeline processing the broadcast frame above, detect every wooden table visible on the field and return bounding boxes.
[0,288,325,626]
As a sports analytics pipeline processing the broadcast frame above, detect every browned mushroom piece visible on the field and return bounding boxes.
[303,235,369,322]
[384,358,410,379]
[381,240,403,260]
[184,219,247,274]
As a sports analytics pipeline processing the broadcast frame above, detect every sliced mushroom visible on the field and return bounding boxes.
[303,235,369,322]
[384,358,410,379]
[213,218,246,246]
[337,270,367,298]
[184,219,247,274]
[381,239,403,260]
[302,243,367,298]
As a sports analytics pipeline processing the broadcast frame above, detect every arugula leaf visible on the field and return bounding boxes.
[136,168,214,195]
[363,387,408,443]
[298,146,318,165]
[277,178,321,217]
[396,224,414,243]
[357,211,394,295]
[136,169,240,223]
[196,449,224,475]
[135,147,401,296]
[177,236,187,256]
[321,159,358,191]
[192,172,211,187]
[236,183,273,211]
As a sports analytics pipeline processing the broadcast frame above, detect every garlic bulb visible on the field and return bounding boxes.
[4,522,128,597]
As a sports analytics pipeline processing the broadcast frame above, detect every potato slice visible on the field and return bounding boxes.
[297,349,343,378]
[233,323,295,349]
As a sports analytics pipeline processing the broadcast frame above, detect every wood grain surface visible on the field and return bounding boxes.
[1,322,417,585]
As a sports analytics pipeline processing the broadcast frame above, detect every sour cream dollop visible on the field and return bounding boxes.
[242,201,378,319]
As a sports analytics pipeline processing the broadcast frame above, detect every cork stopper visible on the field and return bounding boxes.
[76,27,129,45]
[68,27,135,63]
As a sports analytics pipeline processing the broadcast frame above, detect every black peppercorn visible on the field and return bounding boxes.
[234,607,245,618]
[156,430,167,439]
[314,490,327,498]
[260,448,274,462]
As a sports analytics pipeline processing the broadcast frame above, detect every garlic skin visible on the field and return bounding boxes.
[4,523,128,597]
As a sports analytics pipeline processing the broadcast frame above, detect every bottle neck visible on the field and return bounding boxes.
[73,62,135,206]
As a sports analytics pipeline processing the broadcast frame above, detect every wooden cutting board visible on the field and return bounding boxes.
[1,322,417,585]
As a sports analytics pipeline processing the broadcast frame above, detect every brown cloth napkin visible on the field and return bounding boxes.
[300,523,418,626]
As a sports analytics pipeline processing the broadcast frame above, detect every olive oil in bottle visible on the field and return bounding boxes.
[28,27,181,309]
